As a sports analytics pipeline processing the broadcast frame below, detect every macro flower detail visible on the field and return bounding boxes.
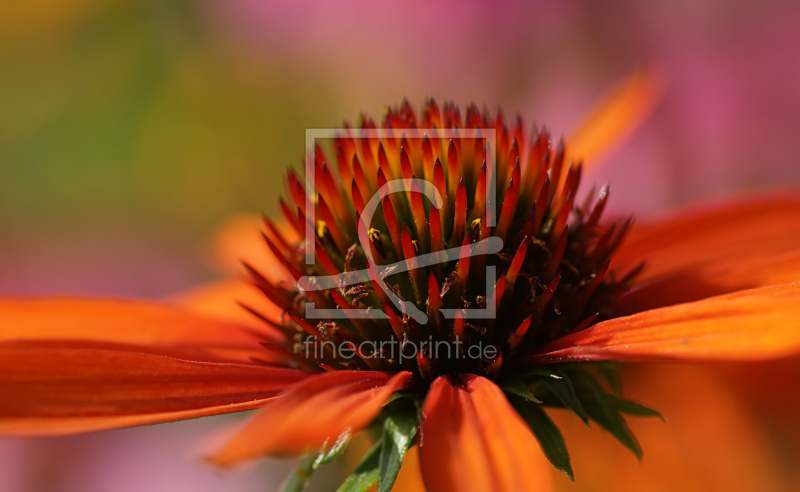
[2,80,800,491]
[214,98,649,485]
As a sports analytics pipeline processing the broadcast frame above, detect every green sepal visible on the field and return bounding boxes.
[280,453,317,492]
[279,430,352,492]
[540,373,590,424]
[502,379,542,403]
[314,430,352,468]
[383,391,419,406]
[378,407,418,492]
[338,439,383,492]
[593,362,623,395]
[571,370,642,459]
[611,396,665,421]
[512,397,574,481]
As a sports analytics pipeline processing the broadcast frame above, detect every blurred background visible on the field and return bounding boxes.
[2,0,800,490]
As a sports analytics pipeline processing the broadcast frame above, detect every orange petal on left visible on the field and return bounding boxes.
[169,278,285,335]
[209,370,414,466]
[210,213,296,283]
[529,281,800,363]
[0,342,309,436]
[419,375,553,492]
[0,297,263,360]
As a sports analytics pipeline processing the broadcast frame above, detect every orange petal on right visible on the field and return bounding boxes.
[614,194,800,311]
[716,355,800,471]
[551,364,789,492]
[0,342,308,436]
[209,370,414,466]
[530,281,800,363]
[419,375,553,492]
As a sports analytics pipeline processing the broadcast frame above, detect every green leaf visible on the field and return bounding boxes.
[512,398,574,481]
[572,371,642,459]
[313,430,352,468]
[541,373,590,424]
[280,453,317,492]
[611,396,665,421]
[338,440,383,492]
[378,408,419,492]
[502,379,543,403]
[595,362,623,395]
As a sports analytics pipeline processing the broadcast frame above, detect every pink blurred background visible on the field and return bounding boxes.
[2,0,800,490]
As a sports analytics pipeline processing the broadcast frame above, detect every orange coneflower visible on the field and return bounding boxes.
[2,74,800,492]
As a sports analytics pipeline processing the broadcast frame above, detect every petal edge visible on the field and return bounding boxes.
[529,282,800,363]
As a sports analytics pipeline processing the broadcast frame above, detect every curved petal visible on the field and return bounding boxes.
[209,370,414,466]
[419,375,553,492]
[0,342,309,436]
[614,195,800,311]
[567,68,664,170]
[529,282,800,363]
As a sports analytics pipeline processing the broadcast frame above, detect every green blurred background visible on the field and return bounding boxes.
[5,0,799,299]
[0,1,353,295]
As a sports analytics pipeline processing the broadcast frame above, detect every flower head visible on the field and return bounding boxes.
[3,75,800,492]
[259,99,628,376]
[227,98,649,481]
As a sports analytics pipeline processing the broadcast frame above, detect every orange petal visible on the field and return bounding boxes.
[209,370,414,466]
[717,356,800,469]
[0,342,308,436]
[210,213,295,283]
[0,297,264,361]
[614,194,800,311]
[551,364,789,492]
[169,278,285,332]
[531,282,800,363]
[392,445,427,492]
[566,68,664,169]
[419,375,553,492]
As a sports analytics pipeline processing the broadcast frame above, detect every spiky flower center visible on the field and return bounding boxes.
[250,100,630,382]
